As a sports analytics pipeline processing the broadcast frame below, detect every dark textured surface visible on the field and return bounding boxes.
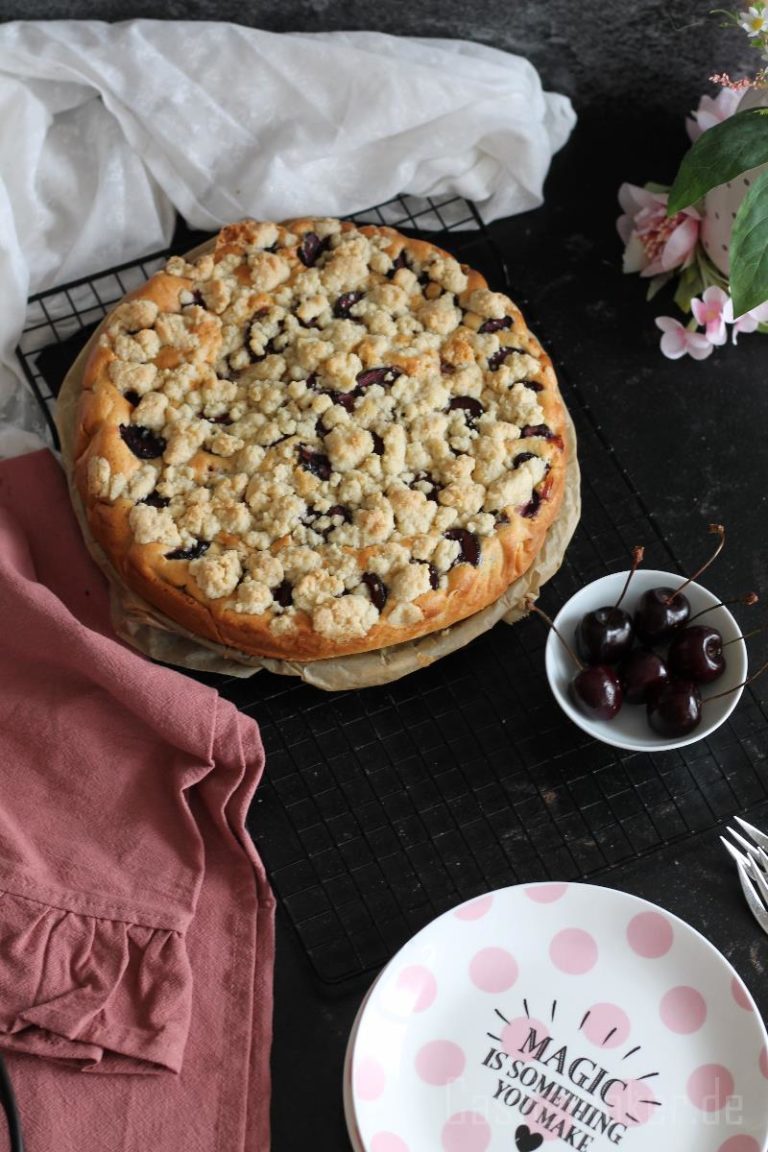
[0,0,753,114]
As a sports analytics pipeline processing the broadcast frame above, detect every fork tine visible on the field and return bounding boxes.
[748,856,768,909]
[734,815,768,853]
[726,827,767,870]
[735,859,768,936]
[721,835,746,868]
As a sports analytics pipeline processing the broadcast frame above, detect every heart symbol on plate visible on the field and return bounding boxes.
[515,1125,544,1152]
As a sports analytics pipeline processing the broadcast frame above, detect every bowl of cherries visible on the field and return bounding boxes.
[541,526,756,751]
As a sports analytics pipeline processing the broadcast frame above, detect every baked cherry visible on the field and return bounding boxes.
[576,547,644,665]
[444,528,481,567]
[667,625,726,684]
[634,524,725,644]
[647,679,702,737]
[619,647,669,704]
[165,540,210,561]
[119,424,166,460]
[334,291,364,318]
[298,231,330,267]
[361,572,387,610]
[478,315,512,334]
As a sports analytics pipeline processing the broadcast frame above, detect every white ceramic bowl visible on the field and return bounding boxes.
[544,569,748,751]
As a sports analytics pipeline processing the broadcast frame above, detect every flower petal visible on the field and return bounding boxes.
[659,330,687,359]
[623,234,649,274]
[661,218,700,272]
[706,318,728,346]
[686,333,715,360]
[655,315,683,334]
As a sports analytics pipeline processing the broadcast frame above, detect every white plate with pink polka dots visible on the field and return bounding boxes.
[344,882,768,1152]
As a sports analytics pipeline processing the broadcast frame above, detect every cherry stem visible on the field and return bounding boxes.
[688,591,758,623]
[615,546,645,609]
[669,523,725,602]
[707,657,768,701]
[527,602,584,671]
[723,627,763,648]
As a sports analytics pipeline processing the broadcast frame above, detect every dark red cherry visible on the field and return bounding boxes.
[647,679,702,737]
[570,666,623,720]
[576,607,634,665]
[635,524,726,645]
[668,625,725,684]
[634,586,690,644]
[619,647,669,704]
[529,603,622,722]
[576,546,644,664]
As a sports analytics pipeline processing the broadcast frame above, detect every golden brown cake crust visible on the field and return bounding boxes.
[74,217,569,661]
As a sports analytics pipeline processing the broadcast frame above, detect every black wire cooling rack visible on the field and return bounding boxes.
[17,194,768,984]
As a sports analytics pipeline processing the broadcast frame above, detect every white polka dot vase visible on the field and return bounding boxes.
[701,87,768,276]
[344,883,768,1152]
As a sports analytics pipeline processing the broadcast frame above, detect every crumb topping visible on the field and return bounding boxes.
[93,218,563,643]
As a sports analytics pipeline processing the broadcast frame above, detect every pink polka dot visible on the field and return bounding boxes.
[371,1134,410,1152]
[581,1002,631,1048]
[760,1045,768,1080]
[501,1017,550,1061]
[660,986,707,1034]
[469,947,518,993]
[716,1138,760,1152]
[686,1064,735,1112]
[441,1111,491,1152]
[605,1080,659,1126]
[387,965,437,1014]
[627,911,673,958]
[354,1056,386,1101]
[525,883,568,903]
[550,928,598,974]
[415,1040,465,1085]
[731,976,754,1011]
[455,894,493,920]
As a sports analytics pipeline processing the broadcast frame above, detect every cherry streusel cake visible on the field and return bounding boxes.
[74,217,570,661]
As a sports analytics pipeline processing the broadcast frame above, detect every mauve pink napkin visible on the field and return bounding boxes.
[0,450,275,1150]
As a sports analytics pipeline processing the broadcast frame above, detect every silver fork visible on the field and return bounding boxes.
[721,816,768,937]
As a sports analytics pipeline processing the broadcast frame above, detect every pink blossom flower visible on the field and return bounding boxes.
[723,296,768,341]
[686,87,741,140]
[617,184,700,278]
[655,316,715,360]
[691,286,730,345]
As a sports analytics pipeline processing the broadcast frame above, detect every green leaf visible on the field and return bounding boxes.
[672,263,704,313]
[729,168,768,315]
[646,272,672,301]
[668,108,768,214]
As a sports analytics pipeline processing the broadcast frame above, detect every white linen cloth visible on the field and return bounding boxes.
[0,20,576,456]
